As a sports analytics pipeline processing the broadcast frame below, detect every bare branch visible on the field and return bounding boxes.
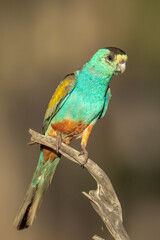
[29,129,131,240]
[92,235,105,240]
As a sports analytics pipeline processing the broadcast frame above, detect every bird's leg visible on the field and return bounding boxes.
[79,123,94,166]
[55,133,63,153]
[79,143,89,166]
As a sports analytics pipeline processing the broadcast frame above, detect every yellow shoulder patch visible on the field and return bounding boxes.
[43,73,77,133]
[47,77,72,109]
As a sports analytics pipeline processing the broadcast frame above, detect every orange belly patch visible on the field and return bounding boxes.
[43,119,88,163]
[43,146,60,163]
[52,119,88,136]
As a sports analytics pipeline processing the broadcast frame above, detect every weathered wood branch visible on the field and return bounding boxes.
[29,129,130,240]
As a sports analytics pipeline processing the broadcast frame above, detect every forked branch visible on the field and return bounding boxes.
[29,129,130,240]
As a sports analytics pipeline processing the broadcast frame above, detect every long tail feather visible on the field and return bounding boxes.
[14,151,60,230]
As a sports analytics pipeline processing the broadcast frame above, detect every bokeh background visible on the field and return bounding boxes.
[1,1,160,239]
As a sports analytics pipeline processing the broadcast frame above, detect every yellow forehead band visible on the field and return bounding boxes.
[115,54,128,63]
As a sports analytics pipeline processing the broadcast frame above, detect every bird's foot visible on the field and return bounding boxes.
[79,143,89,167]
[55,133,63,153]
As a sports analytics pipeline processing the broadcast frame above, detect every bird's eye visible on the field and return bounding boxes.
[107,54,114,61]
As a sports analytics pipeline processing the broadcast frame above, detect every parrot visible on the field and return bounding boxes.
[14,47,128,230]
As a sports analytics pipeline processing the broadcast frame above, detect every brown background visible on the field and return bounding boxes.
[1,1,160,239]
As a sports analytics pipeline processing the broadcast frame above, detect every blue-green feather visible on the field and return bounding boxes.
[14,47,127,230]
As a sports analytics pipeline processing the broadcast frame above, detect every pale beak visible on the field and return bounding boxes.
[117,62,126,74]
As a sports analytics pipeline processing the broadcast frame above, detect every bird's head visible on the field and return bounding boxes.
[86,47,128,79]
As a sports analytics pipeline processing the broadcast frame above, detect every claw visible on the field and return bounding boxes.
[79,143,89,167]
[55,133,62,153]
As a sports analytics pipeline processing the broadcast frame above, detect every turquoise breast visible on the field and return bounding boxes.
[53,68,110,124]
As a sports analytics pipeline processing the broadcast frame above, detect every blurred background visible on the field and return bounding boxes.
[1,0,160,239]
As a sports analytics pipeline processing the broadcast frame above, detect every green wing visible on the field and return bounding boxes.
[100,87,112,119]
[42,73,77,133]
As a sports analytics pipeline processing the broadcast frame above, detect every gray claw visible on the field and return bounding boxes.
[79,143,89,166]
[55,133,62,153]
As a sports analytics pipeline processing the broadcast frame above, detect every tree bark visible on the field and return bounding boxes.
[29,129,131,240]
